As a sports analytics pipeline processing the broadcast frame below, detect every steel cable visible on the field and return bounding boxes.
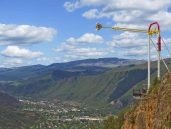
[150,38,169,72]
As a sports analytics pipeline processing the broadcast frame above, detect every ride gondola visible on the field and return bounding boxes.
[133,88,147,99]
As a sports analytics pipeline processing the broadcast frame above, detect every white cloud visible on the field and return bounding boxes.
[107,32,147,48]
[54,33,110,61]
[83,9,146,24]
[82,9,100,19]
[83,9,143,22]
[114,23,147,30]
[123,46,158,60]
[55,33,104,56]
[69,47,107,56]
[7,58,23,65]
[55,43,76,52]
[64,0,171,11]
[0,58,24,68]
[64,1,81,12]
[0,24,56,45]
[65,0,171,12]
[66,33,103,44]
[36,57,62,64]
[106,31,165,59]
[64,0,108,12]
[123,47,147,57]
[55,31,163,60]
[1,46,43,59]
[55,44,108,59]
[62,48,108,61]
[66,0,171,31]
[149,11,171,30]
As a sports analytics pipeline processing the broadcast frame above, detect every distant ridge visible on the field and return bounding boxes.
[0,57,145,81]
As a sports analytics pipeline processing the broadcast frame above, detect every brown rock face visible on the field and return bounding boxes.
[122,72,171,129]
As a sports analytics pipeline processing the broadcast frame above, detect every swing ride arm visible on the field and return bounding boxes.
[96,22,161,91]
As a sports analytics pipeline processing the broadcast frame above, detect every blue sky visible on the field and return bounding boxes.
[0,0,171,67]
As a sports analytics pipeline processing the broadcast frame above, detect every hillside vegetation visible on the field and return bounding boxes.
[0,91,39,129]
[0,58,170,110]
[91,72,171,129]
[0,58,170,128]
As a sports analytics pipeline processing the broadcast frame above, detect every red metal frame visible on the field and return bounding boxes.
[148,22,161,51]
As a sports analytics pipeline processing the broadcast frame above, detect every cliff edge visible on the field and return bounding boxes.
[122,72,171,129]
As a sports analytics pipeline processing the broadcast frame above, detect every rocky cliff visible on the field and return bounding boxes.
[122,72,171,129]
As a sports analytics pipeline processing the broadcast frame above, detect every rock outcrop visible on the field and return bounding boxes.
[122,72,171,129]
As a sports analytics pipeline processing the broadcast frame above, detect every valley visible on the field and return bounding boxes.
[0,57,170,129]
[1,0,171,128]
[0,57,147,109]
[20,99,103,129]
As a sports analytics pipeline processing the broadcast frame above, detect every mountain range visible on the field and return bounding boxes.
[0,57,169,110]
[0,57,143,81]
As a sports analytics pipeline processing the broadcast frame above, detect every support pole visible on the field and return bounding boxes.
[148,34,151,91]
[148,22,161,91]
[158,51,160,80]
[157,36,161,80]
